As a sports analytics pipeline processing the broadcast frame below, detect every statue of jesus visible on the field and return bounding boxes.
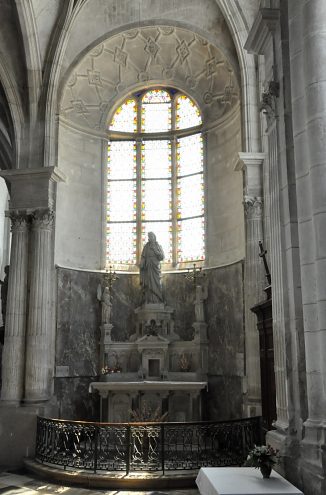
[140,232,164,304]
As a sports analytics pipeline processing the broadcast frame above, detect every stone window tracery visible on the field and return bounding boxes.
[107,88,204,268]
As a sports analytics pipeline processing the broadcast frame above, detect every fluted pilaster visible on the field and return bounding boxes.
[238,152,265,415]
[1,212,29,403]
[267,123,288,429]
[243,195,264,411]
[24,209,54,403]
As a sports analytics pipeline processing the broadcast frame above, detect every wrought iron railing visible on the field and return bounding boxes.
[35,416,262,474]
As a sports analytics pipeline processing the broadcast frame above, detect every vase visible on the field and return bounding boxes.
[260,464,272,478]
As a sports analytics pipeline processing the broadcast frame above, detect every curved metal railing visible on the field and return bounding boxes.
[35,416,262,474]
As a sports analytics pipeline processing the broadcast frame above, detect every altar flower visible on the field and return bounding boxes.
[244,444,280,478]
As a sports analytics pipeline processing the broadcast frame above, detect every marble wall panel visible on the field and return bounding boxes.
[54,376,100,421]
[206,376,243,420]
[56,268,100,376]
[55,261,244,421]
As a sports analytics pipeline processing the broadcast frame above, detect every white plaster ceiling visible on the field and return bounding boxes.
[60,25,239,133]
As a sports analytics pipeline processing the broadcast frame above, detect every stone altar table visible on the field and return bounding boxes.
[90,380,207,422]
[196,467,303,495]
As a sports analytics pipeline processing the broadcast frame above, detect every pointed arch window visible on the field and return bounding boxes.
[107,88,205,268]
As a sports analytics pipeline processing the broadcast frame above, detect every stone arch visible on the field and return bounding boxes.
[216,0,260,152]
[45,0,248,166]
[0,55,24,170]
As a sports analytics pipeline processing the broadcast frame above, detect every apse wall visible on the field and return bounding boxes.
[55,106,243,270]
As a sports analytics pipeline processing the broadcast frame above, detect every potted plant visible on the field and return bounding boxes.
[244,444,280,478]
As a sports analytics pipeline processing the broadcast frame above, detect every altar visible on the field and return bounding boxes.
[91,236,209,423]
[90,380,207,422]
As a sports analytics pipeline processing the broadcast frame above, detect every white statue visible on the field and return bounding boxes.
[140,232,165,304]
[97,284,112,325]
[194,284,208,323]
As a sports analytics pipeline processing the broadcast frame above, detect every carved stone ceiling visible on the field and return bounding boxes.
[60,25,240,133]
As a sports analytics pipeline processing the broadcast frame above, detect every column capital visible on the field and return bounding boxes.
[7,210,30,232]
[243,195,263,218]
[31,208,55,230]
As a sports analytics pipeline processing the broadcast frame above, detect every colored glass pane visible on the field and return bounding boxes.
[106,223,137,264]
[177,217,205,262]
[176,95,202,129]
[141,90,171,132]
[141,140,171,178]
[142,179,171,221]
[177,174,204,219]
[107,180,136,222]
[142,103,171,132]
[142,90,171,103]
[108,141,136,180]
[109,99,137,132]
[142,221,172,263]
[177,134,203,177]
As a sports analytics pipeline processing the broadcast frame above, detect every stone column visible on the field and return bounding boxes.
[238,153,265,416]
[1,211,29,403]
[302,0,326,425]
[24,209,55,403]
[288,2,326,491]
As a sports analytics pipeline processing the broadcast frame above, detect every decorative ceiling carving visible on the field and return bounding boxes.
[60,25,239,132]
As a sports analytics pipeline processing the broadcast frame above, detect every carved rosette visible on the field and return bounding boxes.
[243,196,263,219]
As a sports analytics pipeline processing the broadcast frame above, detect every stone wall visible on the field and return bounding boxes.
[55,261,244,420]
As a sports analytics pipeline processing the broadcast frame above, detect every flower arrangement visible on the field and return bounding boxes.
[129,401,168,422]
[179,353,191,372]
[244,445,280,478]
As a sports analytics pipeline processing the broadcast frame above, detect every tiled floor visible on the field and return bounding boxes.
[0,471,199,495]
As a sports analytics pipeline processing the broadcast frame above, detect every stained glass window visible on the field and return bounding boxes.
[107,88,205,267]
[176,95,202,129]
[177,217,205,262]
[141,140,171,178]
[142,179,171,221]
[177,175,204,218]
[108,141,136,180]
[142,90,171,132]
[106,223,136,264]
[177,135,203,176]
[110,99,137,132]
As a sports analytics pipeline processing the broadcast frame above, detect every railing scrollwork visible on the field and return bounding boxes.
[35,416,262,474]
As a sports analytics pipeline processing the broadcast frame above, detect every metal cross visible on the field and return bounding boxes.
[258,241,271,286]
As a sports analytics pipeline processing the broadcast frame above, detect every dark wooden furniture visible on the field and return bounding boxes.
[251,297,276,434]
